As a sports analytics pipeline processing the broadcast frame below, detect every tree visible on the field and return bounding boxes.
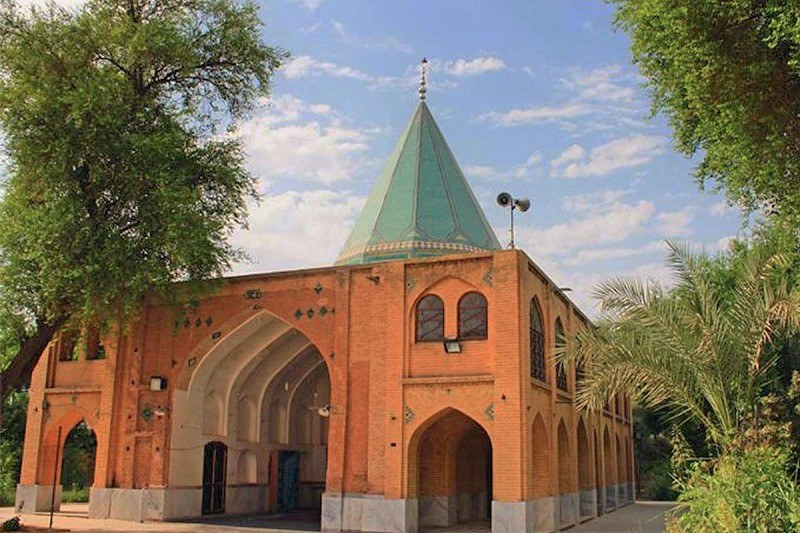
[563,239,800,452]
[610,1,800,223]
[0,0,286,395]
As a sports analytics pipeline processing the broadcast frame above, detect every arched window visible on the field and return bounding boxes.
[530,298,545,382]
[458,292,488,340]
[416,294,445,342]
[555,318,568,391]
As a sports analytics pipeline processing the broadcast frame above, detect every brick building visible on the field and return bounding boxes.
[15,91,634,532]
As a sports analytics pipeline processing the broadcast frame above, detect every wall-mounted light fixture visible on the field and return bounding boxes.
[149,376,167,391]
[443,338,462,354]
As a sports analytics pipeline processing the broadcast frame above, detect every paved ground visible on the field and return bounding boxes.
[0,501,674,532]
[573,502,674,532]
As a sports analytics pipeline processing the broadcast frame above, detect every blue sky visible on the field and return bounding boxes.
[18,0,744,314]
[228,0,742,313]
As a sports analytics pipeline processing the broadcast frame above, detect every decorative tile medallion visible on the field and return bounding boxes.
[294,309,303,320]
[307,308,315,319]
[404,405,415,424]
[244,289,262,300]
[314,282,324,294]
[483,268,493,286]
[141,405,153,422]
[484,402,495,421]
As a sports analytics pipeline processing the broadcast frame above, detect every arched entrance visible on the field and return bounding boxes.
[170,310,332,519]
[576,419,592,519]
[603,428,614,510]
[413,409,492,528]
[60,421,97,505]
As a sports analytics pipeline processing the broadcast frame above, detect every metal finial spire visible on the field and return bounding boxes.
[418,57,428,101]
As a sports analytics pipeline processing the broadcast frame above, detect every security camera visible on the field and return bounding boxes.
[497,192,513,207]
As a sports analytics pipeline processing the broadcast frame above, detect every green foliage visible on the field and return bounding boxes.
[633,408,680,500]
[672,446,800,532]
[60,421,96,490]
[611,1,800,224]
[61,487,89,503]
[562,237,800,452]
[0,391,27,502]
[0,0,286,388]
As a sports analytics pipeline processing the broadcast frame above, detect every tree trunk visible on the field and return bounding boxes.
[1,315,67,401]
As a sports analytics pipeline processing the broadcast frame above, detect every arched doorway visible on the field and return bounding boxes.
[531,414,549,499]
[594,430,603,516]
[60,421,97,505]
[171,310,332,519]
[202,441,227,515]
[603,428,614,510]
[576,419,592,519]
[413,409,492,528]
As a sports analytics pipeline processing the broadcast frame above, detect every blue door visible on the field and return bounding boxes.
[277,450,300,512]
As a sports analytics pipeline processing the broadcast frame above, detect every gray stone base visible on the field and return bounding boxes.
[89,487,206,521]
[628,482,636,504]
[491,498,558,533]
[419,495,457,527]
[15,484,62,513]
[579,488,596,520]
[604,484,617,511]
[321,493,417,533]
[226,484,269,515]
[559,492,578,528]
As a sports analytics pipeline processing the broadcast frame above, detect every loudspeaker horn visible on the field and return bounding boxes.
[514,198,531,212]
[496,192,512,207]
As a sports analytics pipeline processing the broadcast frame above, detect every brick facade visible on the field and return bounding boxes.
[16,249,635,531]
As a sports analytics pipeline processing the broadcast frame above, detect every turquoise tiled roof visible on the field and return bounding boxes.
[336,102,501,265]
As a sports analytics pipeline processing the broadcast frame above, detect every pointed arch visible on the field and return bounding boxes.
[531,413,549,497]
[530,297,546,382]
[408,407,492,527]
[557,419,571,494]
[236,397,256,442]
[577,418,591,490]
[555,317,567,391]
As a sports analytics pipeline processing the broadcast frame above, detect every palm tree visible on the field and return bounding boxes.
[562,240,800,451]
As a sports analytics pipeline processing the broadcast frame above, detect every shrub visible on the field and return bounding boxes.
[1,516,20,532]
[672,446,800,532]
[61,486,89,503]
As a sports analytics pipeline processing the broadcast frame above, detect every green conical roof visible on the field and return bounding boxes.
[336,102,501,265]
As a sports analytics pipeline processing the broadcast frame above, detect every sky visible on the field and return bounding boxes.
[16,0,744,314]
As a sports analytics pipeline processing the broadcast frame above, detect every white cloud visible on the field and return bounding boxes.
[518,200,656,257]
[330,19,413,54]
[551,135,667,178]
[464,152,542,182]
[560,188,634,214]
[444,56,506,77]
[232,189,365,273]
[281,55,401,89]
[236,95,376,185]
[550,144,586,168]
[283,55,371,81]
[710,200,735,217]
[291,0,323,11]
[299,22,322,34]
[561,65,638,102]
[656,206,696,237]
[478,103,591,127]
[561,241,664,266]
